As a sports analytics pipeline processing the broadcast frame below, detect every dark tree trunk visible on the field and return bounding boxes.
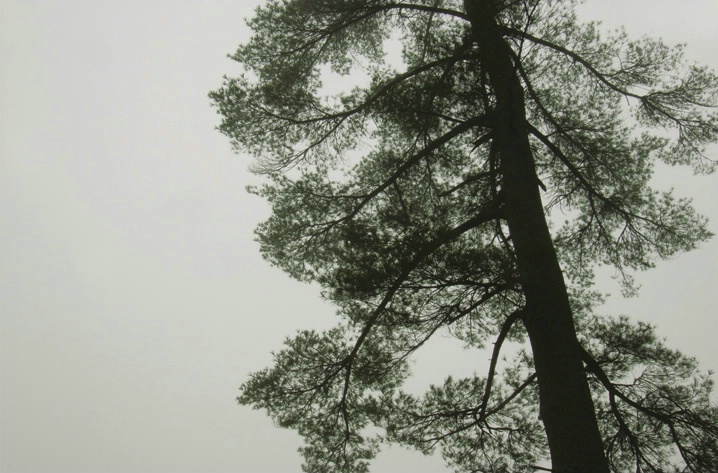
[463,1,610,471]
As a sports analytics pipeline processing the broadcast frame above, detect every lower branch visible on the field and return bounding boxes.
[478,309,525,421]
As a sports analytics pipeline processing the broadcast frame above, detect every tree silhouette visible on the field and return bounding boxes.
[210,1,718,472]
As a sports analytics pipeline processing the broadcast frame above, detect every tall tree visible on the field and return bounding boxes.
[211,1,718,472]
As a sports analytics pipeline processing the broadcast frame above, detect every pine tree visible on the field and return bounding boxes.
[210,1,718,471]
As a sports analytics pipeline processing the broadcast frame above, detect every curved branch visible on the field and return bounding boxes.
[580,344,670,423]
[387,2,468,21]
[579,344,711,470]
[503,27,643,101]
[387,283,513,370]
[484,371,537,418]
[251,53,473,172]
[527,122,688,243]
[267,54,471,127]
[478,309,525,421]
[504,26,717,131]
[339,200,504,411]
[315,113,494,232]
[272,2,467,58]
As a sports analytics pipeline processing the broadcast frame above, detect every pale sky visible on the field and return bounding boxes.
[1,1,716,472]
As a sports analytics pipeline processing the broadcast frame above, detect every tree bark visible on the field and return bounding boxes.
[463,1,610,472]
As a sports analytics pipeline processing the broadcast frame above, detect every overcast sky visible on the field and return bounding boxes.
[1,1,716,472]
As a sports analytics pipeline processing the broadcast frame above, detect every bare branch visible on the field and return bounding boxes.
[479,309,525,421]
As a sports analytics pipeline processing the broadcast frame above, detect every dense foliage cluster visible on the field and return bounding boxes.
[211,1,718,471]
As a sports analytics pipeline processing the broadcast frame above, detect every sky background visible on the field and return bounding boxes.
[1,1,716,472]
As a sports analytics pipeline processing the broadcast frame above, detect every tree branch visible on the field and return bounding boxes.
[504,26,717,131]
[251,53,472,172]
[503,27,644,101]
[478,309,525,421]
[270,2,467,58]
[338,201,504,413]
[315,113,494,232]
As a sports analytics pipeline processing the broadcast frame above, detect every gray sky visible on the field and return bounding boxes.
[1,1,716,472]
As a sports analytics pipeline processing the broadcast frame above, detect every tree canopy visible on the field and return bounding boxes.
[210,1,718,472]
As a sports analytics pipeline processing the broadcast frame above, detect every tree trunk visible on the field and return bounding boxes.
[463,1,610,472]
